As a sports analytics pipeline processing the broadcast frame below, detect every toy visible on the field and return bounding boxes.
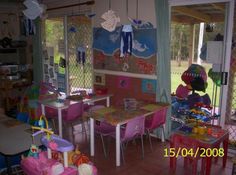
[18,82,61,124]
[27,144,39,158]
[78,163,97,175]
[74,154,90,166]
[172,64,217,124]
[21,115,77,175]
[68,145,81,165]
[21,115,97,175]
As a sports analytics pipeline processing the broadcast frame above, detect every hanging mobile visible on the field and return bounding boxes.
[120,0,133,58]
[128,0,142,28]
[69,10,77,33]
[101,0,120,32]
[76,46,86,66]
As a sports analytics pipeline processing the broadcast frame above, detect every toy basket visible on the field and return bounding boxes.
[124,98,137,111]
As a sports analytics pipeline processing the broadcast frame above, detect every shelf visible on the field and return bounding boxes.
[0,48,17,53]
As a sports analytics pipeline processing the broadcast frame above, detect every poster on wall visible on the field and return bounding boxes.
[94,73,105,86]
[43,49,48,60]
[54,63,59,73]
[42,46,58,87]
[118,76,130,89]
[50,56,54,66]
[141,79,157,94]
[45,75,49,83]
[57,73,66,92]
[49,67,54,78]
[44,64,48,74]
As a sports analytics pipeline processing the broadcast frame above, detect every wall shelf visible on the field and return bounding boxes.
[0,48,17,53]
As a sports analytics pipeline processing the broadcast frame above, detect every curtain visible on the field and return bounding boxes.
[33,18,43,83]
[155,0,172,137]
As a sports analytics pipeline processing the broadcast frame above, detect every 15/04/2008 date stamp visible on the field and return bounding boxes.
[164,148,224,158]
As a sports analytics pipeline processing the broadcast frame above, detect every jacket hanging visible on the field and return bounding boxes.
[76,46,86,65]
[120,24,133,57]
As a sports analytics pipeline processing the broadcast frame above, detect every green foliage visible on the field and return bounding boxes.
[171,22,224,62]
[45,19,64,47]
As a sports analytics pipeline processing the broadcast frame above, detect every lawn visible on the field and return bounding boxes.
[170,60,220,106]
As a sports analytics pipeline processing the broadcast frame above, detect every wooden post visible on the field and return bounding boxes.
[188,24,195,66]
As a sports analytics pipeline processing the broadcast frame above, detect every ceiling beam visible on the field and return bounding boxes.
[171,15,202,24]
[211,3,225,12]
[173,6,212,23]
[47,0,94,11]
[171,14,224,24]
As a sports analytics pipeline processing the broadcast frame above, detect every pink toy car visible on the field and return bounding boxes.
[21,152,77,175]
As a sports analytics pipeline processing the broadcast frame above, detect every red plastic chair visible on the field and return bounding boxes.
[145,107,168,151]
[170,134,202,175]
[62,101,86,144]
[106,115,145,163]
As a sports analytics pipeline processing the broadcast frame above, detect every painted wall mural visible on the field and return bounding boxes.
[93,26,157,75]
[94,50,156,75]
[93,26,157,59]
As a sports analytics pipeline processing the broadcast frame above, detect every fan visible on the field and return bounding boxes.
[22,0,47,20]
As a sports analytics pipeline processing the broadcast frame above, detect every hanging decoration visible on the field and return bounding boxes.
[76,46,86,65]
[69,26,77,33]
[120,24,133,57]
[128,0,153,29]
[101,0,120,32]
[120,0,133,58]
[22,0,47,20]
[23,17,36,36]
[93,0,157,60]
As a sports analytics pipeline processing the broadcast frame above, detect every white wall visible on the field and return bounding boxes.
[93,0,156,27]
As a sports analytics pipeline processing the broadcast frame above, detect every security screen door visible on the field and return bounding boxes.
[67,15,93,95]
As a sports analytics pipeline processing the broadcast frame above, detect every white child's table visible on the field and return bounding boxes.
[40,94,112,138]
[0,114,41,174]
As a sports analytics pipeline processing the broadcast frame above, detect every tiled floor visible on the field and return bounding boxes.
[73,132,234,175]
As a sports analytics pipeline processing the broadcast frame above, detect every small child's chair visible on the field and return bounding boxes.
[87,105,115,157]
[106,115,145,163]
[145,106,168,151]
[62,101,86,144]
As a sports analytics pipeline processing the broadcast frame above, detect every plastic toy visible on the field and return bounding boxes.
[18,82,61,125]
[21,115,77,175]
[68,145,81,165]
[27,144,39,158]
[78,163,97,175]
[21,115,98,175]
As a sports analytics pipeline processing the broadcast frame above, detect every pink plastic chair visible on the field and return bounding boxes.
[107,115,145,163]
[62,101,86,144]
[145,107,168,151]
[88,105,115,157]
[37,82,59,129]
